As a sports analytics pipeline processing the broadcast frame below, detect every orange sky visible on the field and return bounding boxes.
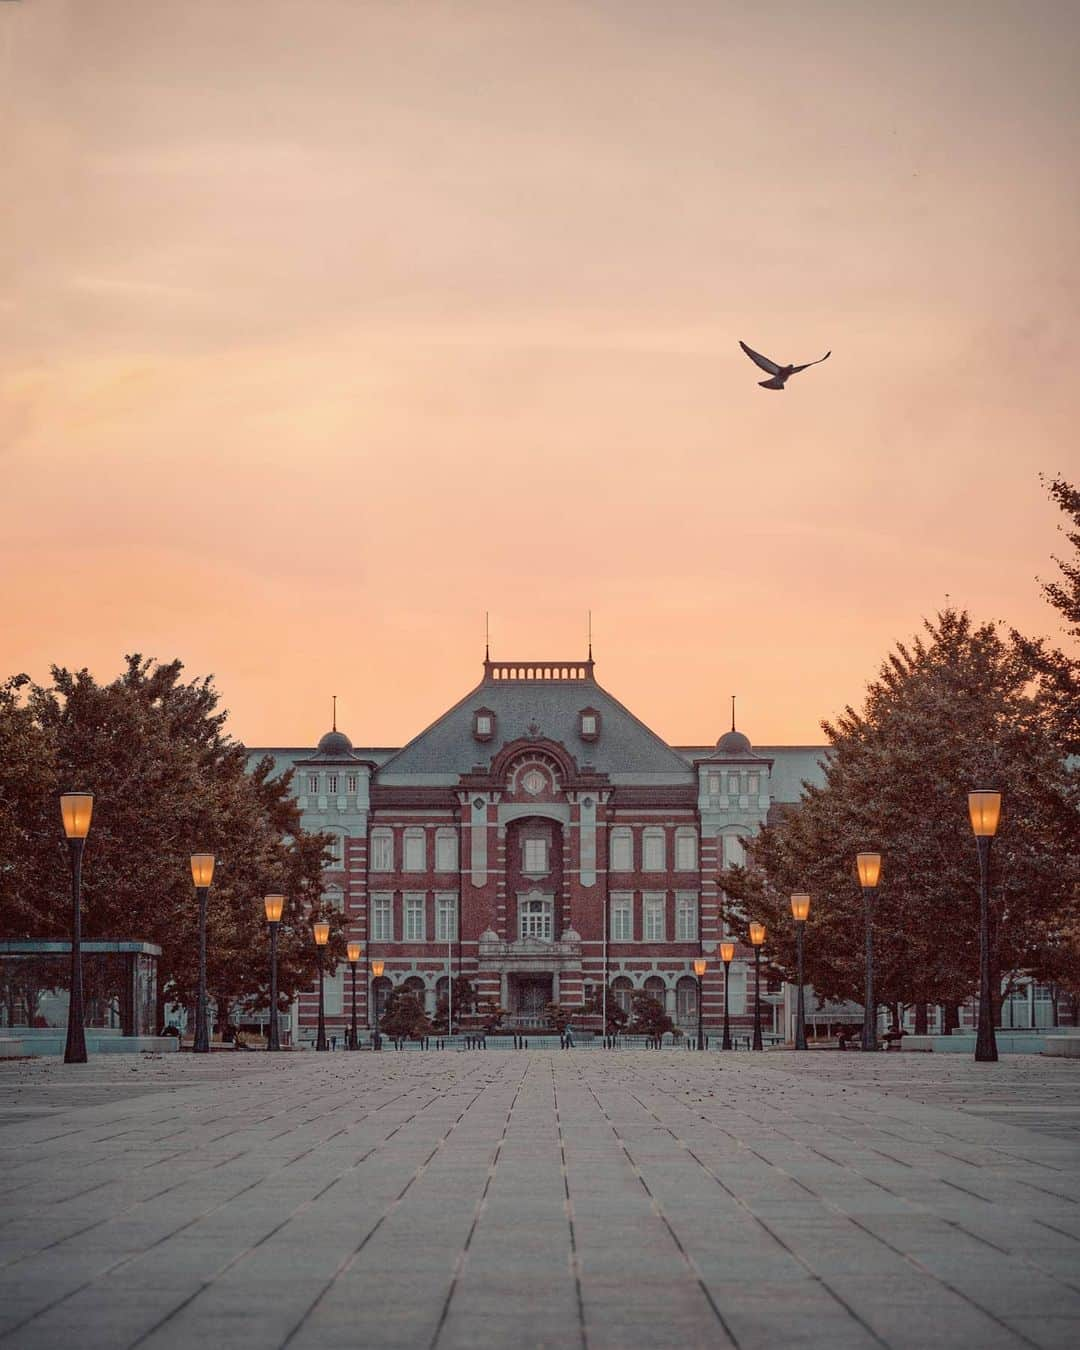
[3,1,1077,750]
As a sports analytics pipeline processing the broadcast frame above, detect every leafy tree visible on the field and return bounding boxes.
[544,1002,575,1034]
[0,655,338,1030]
[630,991,677,1041]
[379,989,430,1041]
[476,996,507,1033]
[582,983,629,1035]
[431,977,477,1033]
[724,611,1079,1021]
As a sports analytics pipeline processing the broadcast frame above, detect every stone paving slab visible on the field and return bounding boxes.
[1,1051,1078,1348]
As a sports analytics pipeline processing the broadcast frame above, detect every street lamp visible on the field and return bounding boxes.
[969,790,1002,1063]
[749,922,766,1051]
[692,957,707,1051]
[856,853,882,1052]
[347,941,362,1051]
[719,941,735,1050]
[264,895,285,1051]
[790,894,810,1051]
[313,920,330,1051]
[59,792,93,1064]
[190,853,215,1054]
[370,957,385,1050]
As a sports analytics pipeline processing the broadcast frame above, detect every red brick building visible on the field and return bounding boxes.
[252,655,827,1042]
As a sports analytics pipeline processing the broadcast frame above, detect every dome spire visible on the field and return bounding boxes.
[731,693,736,734]
[332,694,337,733]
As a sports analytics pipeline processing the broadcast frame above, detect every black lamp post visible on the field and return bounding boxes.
[347,941,361,1051]
[750,922,766,1051]
[191,853,215,1054]
[693,957,707,1050]
[371,958,384,1050]
[719,941,734,1050]
[313,920,329,1051]
[60,793,93,1064]
[969,791,1002,1063]
[791,893,810,1051]
[264,895,284,1051]
[856,853,882,1052]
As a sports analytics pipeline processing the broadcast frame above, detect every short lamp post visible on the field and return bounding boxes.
[719,941,735,1050]
[60,792,93,1065]
[264,895,284,1051]
[191,853,215,1054]
[313,921,330,1051]
[790,894,810,1051]
[969,790,1002,1064]
[370,958,385,1050]
[749,922,766,1051]
[856,853,882,1052]
[693,957,707,1051]
[347,941,362,1051]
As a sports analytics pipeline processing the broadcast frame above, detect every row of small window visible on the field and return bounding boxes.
[706,772,762,796]
[609,893,698,943]
[370,828,458,873]
[369,893,458,943]
[306,774,359,796]
[609,827,697,872]
[605,969,748,1016]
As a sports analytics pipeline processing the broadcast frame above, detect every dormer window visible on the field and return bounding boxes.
[473,708,496,742]
[578,707,600,742]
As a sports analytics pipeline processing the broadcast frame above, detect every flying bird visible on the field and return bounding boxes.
[739,340,830,390]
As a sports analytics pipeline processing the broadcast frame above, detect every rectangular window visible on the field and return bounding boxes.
[727,965,746,1015]
[327,835,343,865]
[609,830,632,871]
[747,774,759,795]
[708,773,722,795]
[675,831,697,871]
[610,895,632,941]
[728,774,740,795]
[404,893,425,941]
[370,832,393,871]
[435,831,458,872]
[346,774,358,794]
[307,774,319,794]
[436,894,458,942]
[676,894,698,941]
[371,894,392,942]
[476,714,492,735]
[643,895,665,942]
[581,714,596,735]
[403,830,426,872]
[327,775,338,795]
[523,838,548,873]
[642,829,665,872]
[519,898,552,940]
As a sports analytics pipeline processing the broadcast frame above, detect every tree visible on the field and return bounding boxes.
[379,989,430,1041]
[544,1002,575,1034]
[0,655,338,1029]
[724,611,1080,1019]
[630,991,677,1041]
[582,984,629,1035]
[431,976,477,1033]
[476,997,506,1034]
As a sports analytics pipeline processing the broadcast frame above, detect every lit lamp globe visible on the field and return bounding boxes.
[347,941,362,963]
[264,894,285,923]
[968,790,1002,837]
[790,894,811,922]
[60,792,94,840]
[313,921,330,946]
[856,853,882,888]
[693,957,707,978]
[190,853,215,888]
[719,941,736,964]
[749,922,766,947]
[371,959,385,979]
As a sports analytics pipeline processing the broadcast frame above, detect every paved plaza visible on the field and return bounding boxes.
[1,1051,1079,1350]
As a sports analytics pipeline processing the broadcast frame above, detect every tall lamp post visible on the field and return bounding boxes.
[719,941,735,1050]
[347,941,361,1051]
[60,793,93,1064]
[856,853,882,1052]
[313,920,330,1051]
[370,957,384,1050]
[969,790,1002,1063]
[749,922,766,1051]
[791,893,810,1051]
[693,957,707,1051]
[264,894,284,1051]
[190,853,215,1054]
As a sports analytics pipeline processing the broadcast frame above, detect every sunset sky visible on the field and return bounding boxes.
[3,1,1077,750]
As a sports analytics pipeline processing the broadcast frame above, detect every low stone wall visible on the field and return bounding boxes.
[0,1033,179,1057]
[902,1032,1049,1054]
[1042,1033,1080,1058]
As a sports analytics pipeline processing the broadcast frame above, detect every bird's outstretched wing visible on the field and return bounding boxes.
[739,341,781,375]
[789,351,831,374]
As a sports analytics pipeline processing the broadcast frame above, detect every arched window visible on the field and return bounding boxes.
[403,975,425,999]
[372,976,392,1021]
[611,976,634,1014]
[518,896,553,941]
[643,976,666,1009]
